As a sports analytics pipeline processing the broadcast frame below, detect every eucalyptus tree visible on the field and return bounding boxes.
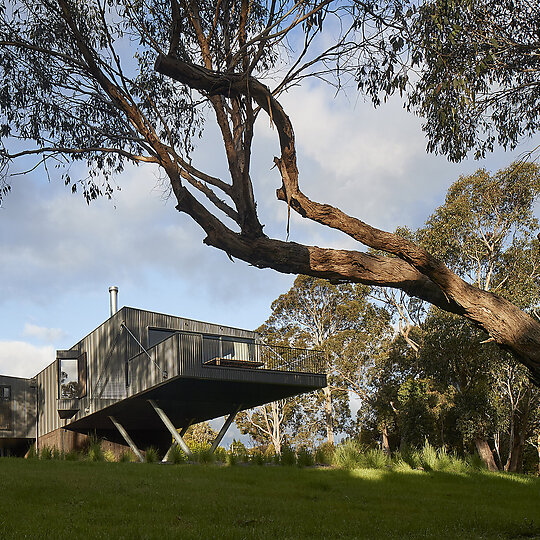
[263,275,375,444]
[235,399,295,455]
[2,1,540,382]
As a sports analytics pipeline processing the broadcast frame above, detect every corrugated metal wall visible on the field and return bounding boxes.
[36,362,60,438]
[0,375,36,439]
[38,307,258,436]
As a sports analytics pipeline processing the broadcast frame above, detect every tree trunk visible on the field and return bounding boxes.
[537,433,540,476]
[381,423,391,455]
[507,435,524,473]
[323,386,334,445]
[474,438,498,471]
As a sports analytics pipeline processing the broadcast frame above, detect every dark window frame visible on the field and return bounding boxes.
[0,385,11,431]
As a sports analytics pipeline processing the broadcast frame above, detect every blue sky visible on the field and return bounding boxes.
[0,79,536,381]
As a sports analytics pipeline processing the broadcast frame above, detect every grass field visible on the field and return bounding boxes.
[0,459,539,539]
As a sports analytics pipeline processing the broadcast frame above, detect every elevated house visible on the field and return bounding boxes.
[0,289,326,459]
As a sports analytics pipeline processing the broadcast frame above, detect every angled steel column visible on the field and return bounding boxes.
[162,419,195,463]
[109,416,144,463]
[210,405,242,453]
[148,399,193,458]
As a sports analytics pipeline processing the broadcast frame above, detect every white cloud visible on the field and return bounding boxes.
[0,341,54,378]
[22,323,66,343]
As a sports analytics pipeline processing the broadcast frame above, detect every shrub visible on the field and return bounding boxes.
[52,448,62,460]
[297,447,315,468]
[315,442,335,465]
[26,445,37,459]
[144,447,159,463]
[230,439,248,462]
[190,442,215,464]
[119,451,134,463]
[225,451,238,466]
[466,452,487,471]
[279,445,296,466]
[214,446,227,463]
[40,446,52,460]
[332,440,363,470]
[64,450,80,461]
[103,450,116,463]
[250,449,266,466]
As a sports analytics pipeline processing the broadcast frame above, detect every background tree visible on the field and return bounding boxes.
[358,164,540,470]
[262,275,388,444]
[184,421,218,447]
[2,1,540,378]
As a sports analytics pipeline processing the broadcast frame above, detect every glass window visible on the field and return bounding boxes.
[148,328,177,348]
[59,359,80,398]
[0,386,11,430]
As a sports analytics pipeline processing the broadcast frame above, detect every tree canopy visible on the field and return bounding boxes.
[1,1,540,380]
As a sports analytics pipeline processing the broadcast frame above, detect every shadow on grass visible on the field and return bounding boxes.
[0,458,539,539]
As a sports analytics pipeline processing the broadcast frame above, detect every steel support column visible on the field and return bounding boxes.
[210,405,242,453]
[108,416,144,463]
[162,418,195,463]
[148,400,193,459]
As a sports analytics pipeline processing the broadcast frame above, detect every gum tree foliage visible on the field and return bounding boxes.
[257,276,373,445]
[2,1,540,381]
[359,164,540,469]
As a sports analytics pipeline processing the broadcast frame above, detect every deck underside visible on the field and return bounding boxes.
[65,369,326,450]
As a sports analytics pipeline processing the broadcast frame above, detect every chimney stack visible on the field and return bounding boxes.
[109,286,118,316]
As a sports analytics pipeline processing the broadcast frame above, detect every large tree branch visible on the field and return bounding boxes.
[157,55,540,383]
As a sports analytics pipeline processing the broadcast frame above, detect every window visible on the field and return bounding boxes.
[59,359,80,398]
[148,328,177,348]
[0,386,10,400]
[0,386,11,430]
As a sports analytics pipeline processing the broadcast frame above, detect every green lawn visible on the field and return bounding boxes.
[0,459,539,539]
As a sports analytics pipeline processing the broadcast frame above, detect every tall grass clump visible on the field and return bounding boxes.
[144,447,159,463]
[26,445,37,459]
[103,450,116,463]
[40,446,52,460]
[420,441,438,471]
[363,448,389,469]
[64,450,80,461]
[87,437,105,462]
[119,451,134,463]
[332,439,363,470]
[168,444,188,464]
[398,446,423,470]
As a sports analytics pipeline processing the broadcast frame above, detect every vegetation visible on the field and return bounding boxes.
[0,458,539,539]
[1,1,540,378]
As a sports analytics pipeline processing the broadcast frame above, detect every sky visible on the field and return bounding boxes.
[0,77,536,382]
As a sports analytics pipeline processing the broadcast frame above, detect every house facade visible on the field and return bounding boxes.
[0,303,326,458]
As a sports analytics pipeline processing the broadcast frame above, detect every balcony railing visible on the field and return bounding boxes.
[200,335,325,375]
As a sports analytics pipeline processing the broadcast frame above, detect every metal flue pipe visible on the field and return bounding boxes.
[109,286,118,316]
